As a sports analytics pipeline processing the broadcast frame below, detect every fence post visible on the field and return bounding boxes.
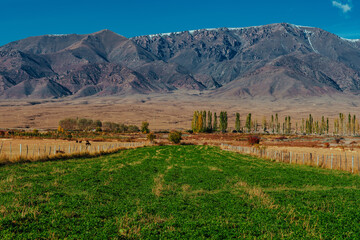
[303,154,305,165]
[20,144,22,157]
[331,154,333,170]
[290,152,292,164]
[69,144,71,154]
[345,153,347,171]
[317,155,319,166]
[352,156,354,173]
[26,145,28,157]
[340,155,342,170]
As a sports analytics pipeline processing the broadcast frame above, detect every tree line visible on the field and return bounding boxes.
[191,111,360,136]
[59,118,141,133]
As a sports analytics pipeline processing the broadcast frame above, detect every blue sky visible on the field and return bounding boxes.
[1,0,359,46]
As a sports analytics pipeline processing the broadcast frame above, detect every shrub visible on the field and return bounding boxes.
[141,121,150,134]
[335,138,341,144]
[169,131,182,144]
[127,125,140,133]
[147,133,156,143]
[248,135,260,145]
[324,142,330,148]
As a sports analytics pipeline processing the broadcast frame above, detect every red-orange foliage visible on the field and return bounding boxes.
[248,135,260,145]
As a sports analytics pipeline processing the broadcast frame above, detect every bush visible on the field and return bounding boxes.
[147,133,156,143]
[169,131,182,144]
[248,135,260,145]
[127,125,140,133]
[141,121,150,134]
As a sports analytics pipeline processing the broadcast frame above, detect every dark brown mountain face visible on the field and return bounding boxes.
[1,23,360,99]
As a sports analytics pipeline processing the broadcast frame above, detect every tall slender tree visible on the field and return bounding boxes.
[235,113,241,132]
[352,115,356,135]
[213,112,218,132]
[191,111,198,132]
[219,111,228,133]
[245,113,252,133]
[339,113,344,135]
[275,113,280,134]
[326,118,329,134]
[262,116,267,132]
[207,111,212,132]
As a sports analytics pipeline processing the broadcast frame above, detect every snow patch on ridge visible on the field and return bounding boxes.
[138,23,318,39]
[340,37,360,43]
[46,34,70,37]
[304,30,319,54]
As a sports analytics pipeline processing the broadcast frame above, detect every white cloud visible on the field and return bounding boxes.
[332,1,352,13]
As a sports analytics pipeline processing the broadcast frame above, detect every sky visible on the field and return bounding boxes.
[1,0,359,46]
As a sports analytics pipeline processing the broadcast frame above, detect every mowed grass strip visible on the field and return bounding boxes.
[1,145,360,239]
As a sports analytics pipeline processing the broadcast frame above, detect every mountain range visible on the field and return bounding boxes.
[1,23,360,99]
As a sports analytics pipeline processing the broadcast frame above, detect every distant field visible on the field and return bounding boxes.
[1,145,360,239]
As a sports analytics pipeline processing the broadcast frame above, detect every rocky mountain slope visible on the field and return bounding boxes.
[1,23,360,99]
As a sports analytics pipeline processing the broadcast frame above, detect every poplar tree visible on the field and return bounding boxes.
[202,111,207,132]
[271,115,274,133]
[320,116,326,135]
[334,119,339,135]
[245,113,252,133]
[306,114,313,134]
[275,113,280,134]
[287,116,291,134]
[219,111,228,133]
[235,113,241,132]
[197,113,203,133]
[301,118,305,134]
[262,116,267,132]
[207,111,212,132]
[339,113,344,135]
[326,118,329,134]
[348,113,351,135]
[213,112,218,132]
[352,115,356,135]
[191,111,198,132]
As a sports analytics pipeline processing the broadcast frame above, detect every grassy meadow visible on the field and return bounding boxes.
[1,145,360,239]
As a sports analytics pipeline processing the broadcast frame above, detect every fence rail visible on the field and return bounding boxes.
[0,141,147,161]
[221,143,360,174]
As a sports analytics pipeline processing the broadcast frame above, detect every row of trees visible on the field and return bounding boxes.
[191,111,228,133]
[191,111,360,136]
[59,118,143,133]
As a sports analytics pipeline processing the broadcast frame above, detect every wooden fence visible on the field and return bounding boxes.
[221,143,360,174]
[0,141,147,161]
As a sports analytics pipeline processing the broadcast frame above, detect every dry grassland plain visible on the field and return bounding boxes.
[1,93,359,131]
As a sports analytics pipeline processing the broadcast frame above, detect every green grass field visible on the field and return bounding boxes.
[1,145,360,239]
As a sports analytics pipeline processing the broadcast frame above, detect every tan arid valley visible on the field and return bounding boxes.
[1,93,359,131]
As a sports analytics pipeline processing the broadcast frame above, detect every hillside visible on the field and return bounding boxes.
[1,23,360,99]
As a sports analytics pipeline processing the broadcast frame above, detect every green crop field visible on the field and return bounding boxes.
[1,145,360,239]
